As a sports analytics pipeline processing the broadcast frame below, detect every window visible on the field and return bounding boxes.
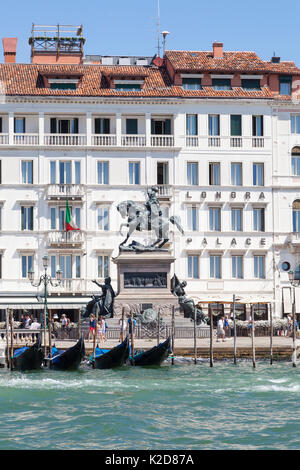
[212,78,231,90]
[292,157,300,175]
[21,255,33,278]
[253,208,265,232]
[59,255,72,279]
[0,254,2,279]
[231,115,242,136]
[50,118,78,134]
[0,206,2,231]
[98,206,109,231]
[187,162,198,185]
[188,255,199,279]
[186,115,198,135]
[59,162,72,184]
[21,206,33,231]
[182,77,201,90]
[14,117,25,133]
[21,161,33,184]
[279,75,292,95]
[151,119,171,135]
[75,207,81,228]
[50,161,56,184]
[50,207,56,230]
[291,115,300,134]
[209,162,220,185]
[97,161,109,184]
[293,200,300,232]
[50,82,77,90]
[241,79,261,90]
[0,117,2,133]
[129,162,140,185]
[74,161,81,185]
[231,208,243,232]
[98,255,109,278]
[253,163,264,186]
[187,206,198,231]
[209,207,221,231]
[126,119,138,135]
[252,116,264,136]
[231,163,242,186]
[59,207,66,231]
[115,83,141,91]
[157,162,169,185]
[210,255,222,279]
[254,255,265,279]
[209,115,220,136]
[95,118,110,134]
[232,255,243,279]
[75,256,81,278]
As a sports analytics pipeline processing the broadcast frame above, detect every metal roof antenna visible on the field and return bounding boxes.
[157,0,161,57]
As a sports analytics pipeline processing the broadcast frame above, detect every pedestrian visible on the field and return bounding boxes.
[88,314,95,341]
[224,315,230,338]
[98,315,105,344]
[217,316,225,342]
[24,314,31,329]
[119,317,127,342]
[248,315,253,336]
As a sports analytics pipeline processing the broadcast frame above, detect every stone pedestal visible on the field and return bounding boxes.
[113,252,178,315]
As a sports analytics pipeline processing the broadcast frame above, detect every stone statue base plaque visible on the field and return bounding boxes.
[113,252,178,315]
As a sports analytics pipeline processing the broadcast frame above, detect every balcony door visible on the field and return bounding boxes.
[59,162,72,185]
[59,255,72,279]
[157,162,169,185]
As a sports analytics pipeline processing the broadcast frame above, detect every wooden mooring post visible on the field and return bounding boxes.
[5,309,10,369]
[121,307,125,343]
[9,309,14,371]
[48,310,52,368]
[92,306,99,368]
[209,304,213,368]
[269,302,273,366]
[292,289,297,368]
[251,305,256,369]
[193,307,197,365]
[171,306,175,365]
[157,308,160,346]
[232,295,237,365]
[130,310,135,358]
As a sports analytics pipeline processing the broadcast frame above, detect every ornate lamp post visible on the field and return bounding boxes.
[28,255,62,358]
[288,270,298,367]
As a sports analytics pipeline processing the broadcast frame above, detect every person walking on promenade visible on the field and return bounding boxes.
[224,315,230,338]
[217,316,225,342]
[128,315,137,339]
[98,316,105,344]
[88,314,95,342]
[119,317,127,342]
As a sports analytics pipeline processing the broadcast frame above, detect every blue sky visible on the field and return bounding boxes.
[1,0,300,65]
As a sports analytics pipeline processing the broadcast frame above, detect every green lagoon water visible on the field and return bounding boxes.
[0,359,299,450]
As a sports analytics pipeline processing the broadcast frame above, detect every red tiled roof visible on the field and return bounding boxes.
[165,50,300,75]
[0,55,297,100]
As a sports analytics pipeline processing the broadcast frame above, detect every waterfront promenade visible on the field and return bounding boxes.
[55,336,300,361]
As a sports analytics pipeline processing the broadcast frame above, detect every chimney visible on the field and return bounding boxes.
[213,41,223,59]
[2,38,17,63]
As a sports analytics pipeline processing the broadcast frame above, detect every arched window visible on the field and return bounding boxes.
[293,200,300,232]
[292,147,300,175]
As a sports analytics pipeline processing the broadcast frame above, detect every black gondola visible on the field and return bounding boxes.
[12,336,44,371]
[49,337,85,370]
[130,337,171,367]
[93,336,129,369]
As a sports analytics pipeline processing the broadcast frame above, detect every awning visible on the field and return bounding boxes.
[0,297,92,310]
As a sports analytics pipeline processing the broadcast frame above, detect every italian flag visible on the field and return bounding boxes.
[65,199,80,232]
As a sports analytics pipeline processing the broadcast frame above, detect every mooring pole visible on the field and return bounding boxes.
[209,304,213,368]
[5,308,10,369]
[121,307,125,342]
[157,308,160,346]
[292,288,297,368]
[130,310,135,358]
[9,309,14,371]
[251,305,256,369]
[92,305,99,369]
[233,295,237,365]
[270,302,273,366]
[171,306,175,365]
[193,307,197,365]
[48,310,52,368]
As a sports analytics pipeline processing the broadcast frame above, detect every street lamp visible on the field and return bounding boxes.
[288,270,298,367]
[28,255,62,359]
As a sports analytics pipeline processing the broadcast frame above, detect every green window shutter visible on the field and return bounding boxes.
[165,119,171,135]
[151,119,155,135]
[72,118,79,134]
[231,115,242,136]
[103,118,110,134]
[95,118,101,134]
[50,118,57,134]
[126,119,138,135]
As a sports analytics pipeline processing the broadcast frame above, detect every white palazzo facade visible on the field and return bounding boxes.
[1,40,300,319]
